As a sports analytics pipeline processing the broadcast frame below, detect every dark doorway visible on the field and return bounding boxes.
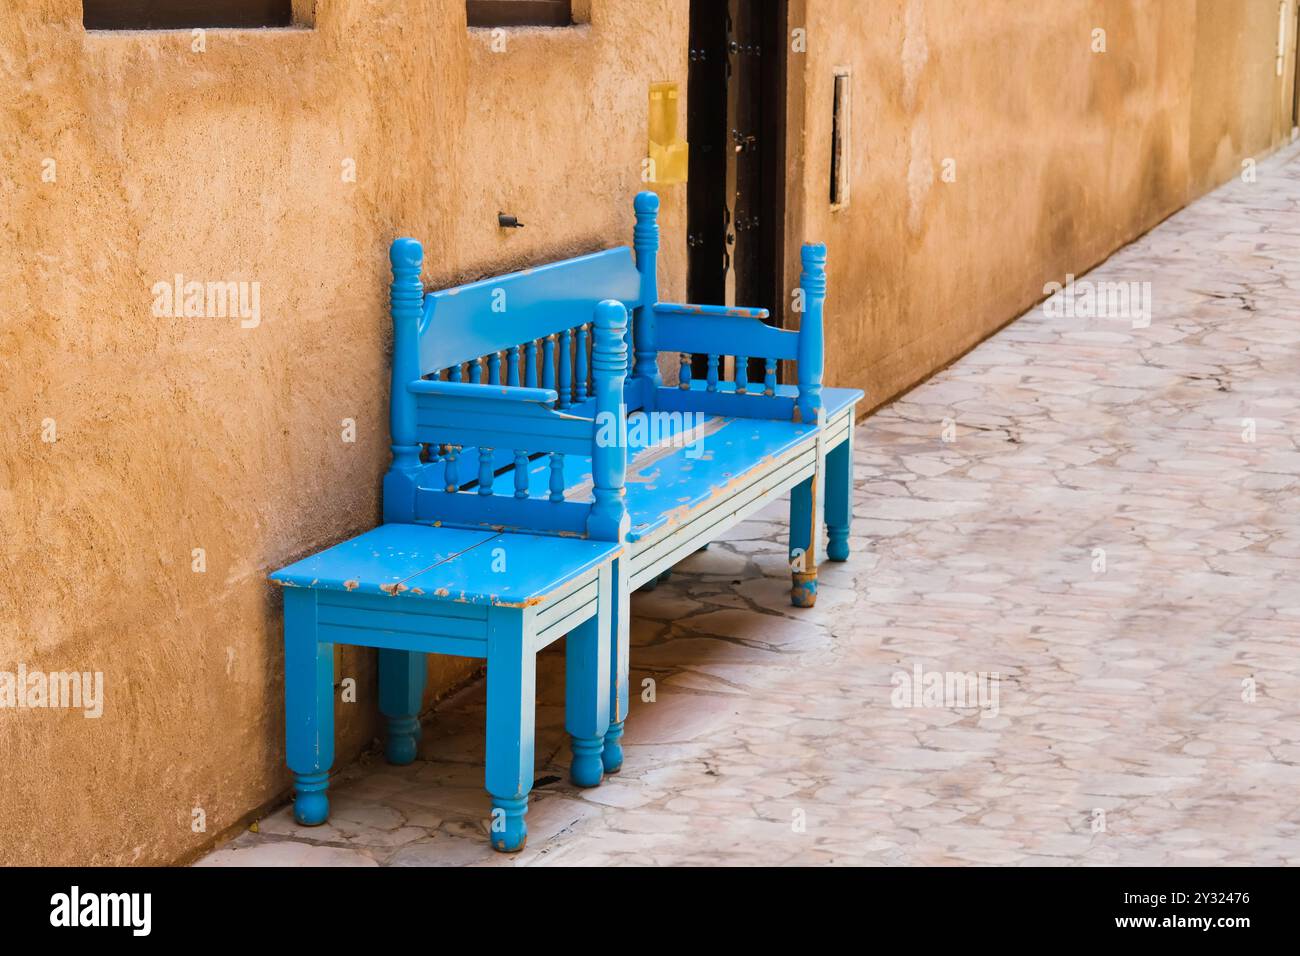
[687,0,788,347]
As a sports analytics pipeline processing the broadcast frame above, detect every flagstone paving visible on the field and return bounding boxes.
[199,144,1300,867]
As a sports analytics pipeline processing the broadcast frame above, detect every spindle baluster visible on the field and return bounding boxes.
[558,329,572,408]
[576,324,590,399]
[543,335,556,395]
[444,446,460,492]
[514,450,529,498]
[525,340,538,388]
[478,447,495,495]
[549,453,565,502]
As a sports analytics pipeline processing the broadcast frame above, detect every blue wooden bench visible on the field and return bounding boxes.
[380,191,862,789]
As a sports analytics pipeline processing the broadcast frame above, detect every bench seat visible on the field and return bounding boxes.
[271,522,620,608]
[621,384,861,544]
[419,384,861,545]
[409,384,859,592]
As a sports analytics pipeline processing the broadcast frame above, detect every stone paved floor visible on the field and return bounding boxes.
[200,145,1300,867]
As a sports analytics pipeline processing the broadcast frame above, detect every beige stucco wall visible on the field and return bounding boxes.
[0,0,1288,865]
[793,0,1296,411]
[0,0,686,866]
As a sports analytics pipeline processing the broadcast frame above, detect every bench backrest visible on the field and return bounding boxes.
[385,233,636,541]
[412,194,659,415]
[382,191,827,539]
[420,247,641,381]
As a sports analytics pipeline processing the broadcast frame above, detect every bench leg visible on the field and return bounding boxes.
[602,558,630,774]
[379,649,426,765]
[826,428,853,562]
[565,568,611,788]
[284,590,334,826]
[486,608,535,853]
[789,474,819,607]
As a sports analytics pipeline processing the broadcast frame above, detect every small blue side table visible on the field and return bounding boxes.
[270,522,621,852]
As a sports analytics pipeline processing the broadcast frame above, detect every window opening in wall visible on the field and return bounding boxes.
[467,0,573,27]
[83,1,304,30]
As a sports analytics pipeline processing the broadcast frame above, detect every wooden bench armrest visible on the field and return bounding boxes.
[408,379,559,406]
[654,302,770,321]
[645,242,827,426]
[651,301,798,361]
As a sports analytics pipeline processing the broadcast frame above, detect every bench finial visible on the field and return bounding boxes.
[390,236,423,274]
[795,242,827,426]
[633,191,659,216]
[588,299,629,542]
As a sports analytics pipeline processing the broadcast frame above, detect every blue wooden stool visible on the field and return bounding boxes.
[270,522,621,852]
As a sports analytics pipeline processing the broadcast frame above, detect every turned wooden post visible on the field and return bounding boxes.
[631,191,662,401]
[383,238,425,523]
[796,242,826,427]
[587,300,629,542]
[588,298,630,775]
